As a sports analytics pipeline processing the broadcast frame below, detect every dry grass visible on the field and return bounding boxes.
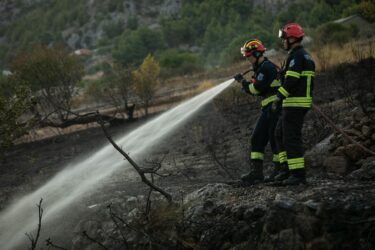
[312,39,375,72]
[195,80,215,92]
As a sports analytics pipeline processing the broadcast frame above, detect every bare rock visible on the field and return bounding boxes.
[359,116,370,126]
[323,156,349,175]
[274,194,297,210]
[333,146,345,156]
[348,157,375,180]
[364,92,375,103]
[307,237,332,250]
[361,125,371,137]
[372,133,375,141]
[184,183,231,204]
[276,228,304,250]
[295,215,319,242]
[344,144,365,161]
[363,139,372,147]
[343,128,362,137]
[352,109,365,122]
[305,135,334,168]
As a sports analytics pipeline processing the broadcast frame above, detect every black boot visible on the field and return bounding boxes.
[241,160,264,184]
[264,162,281,183]
[282,168,307,185]
[274,163,289,181]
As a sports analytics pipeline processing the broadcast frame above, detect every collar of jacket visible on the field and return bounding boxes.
[254,57,269,72]
[288,45,303,55]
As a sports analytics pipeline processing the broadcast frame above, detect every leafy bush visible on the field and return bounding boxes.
[314,22,359,46]
[158,49,201,75]
[127,15,138,30]
[103,20,124,39]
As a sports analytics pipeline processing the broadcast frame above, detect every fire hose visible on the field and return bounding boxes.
[312,104,375,156]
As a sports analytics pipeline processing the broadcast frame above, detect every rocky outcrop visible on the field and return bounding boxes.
[305,90,375,179]
[71,182,375,250]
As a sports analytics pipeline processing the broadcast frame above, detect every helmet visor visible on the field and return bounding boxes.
[278,29,285,38]
[241,46,250,57]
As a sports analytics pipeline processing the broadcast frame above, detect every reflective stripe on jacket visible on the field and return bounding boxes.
[245,58,279,108]
[277,46,315,108]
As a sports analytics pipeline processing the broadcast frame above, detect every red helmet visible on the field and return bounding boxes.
[279,23,304,39]
[240,39,266,57]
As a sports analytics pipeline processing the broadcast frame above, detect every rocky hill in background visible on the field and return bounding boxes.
[1,0,371,71]
[0,0,181,49]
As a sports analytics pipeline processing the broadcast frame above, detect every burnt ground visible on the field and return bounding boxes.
[1,58,375,249]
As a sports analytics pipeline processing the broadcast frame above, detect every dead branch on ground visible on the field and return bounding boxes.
[82,231,110,250]
[96,111,172,203]
[45,238,68,250]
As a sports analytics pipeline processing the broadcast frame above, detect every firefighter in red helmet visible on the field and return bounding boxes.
[234,39,281,184]
[272,23,315,185]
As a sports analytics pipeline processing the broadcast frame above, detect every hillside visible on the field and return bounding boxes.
[1,0,373,70]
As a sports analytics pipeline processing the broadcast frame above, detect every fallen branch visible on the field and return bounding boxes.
[82,231,110,250]
[40,112,125,128]
[96,111,172,203]
[45,238,68,250]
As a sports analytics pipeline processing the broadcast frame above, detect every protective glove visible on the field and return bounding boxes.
[241,80,250,93]
[234,73,244,83]
[271,96,282,112]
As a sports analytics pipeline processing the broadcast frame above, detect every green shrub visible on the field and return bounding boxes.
[112,27,165,66]
[158,49,201,76]
[314,22,358,46]
[103,20,124,39]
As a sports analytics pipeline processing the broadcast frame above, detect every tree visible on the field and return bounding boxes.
[133,55,160,117]
[111,63,136,120]
[11,44,84,124]
[0,76,34,153]
[112,28,164,66]
[100,63,136,120]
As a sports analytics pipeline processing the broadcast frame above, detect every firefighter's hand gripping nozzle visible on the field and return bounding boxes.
[234,73,244,83]
[233,69,252,83]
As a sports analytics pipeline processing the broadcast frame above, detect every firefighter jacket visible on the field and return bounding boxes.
[243,58,280,109]
[277,45,315,108]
